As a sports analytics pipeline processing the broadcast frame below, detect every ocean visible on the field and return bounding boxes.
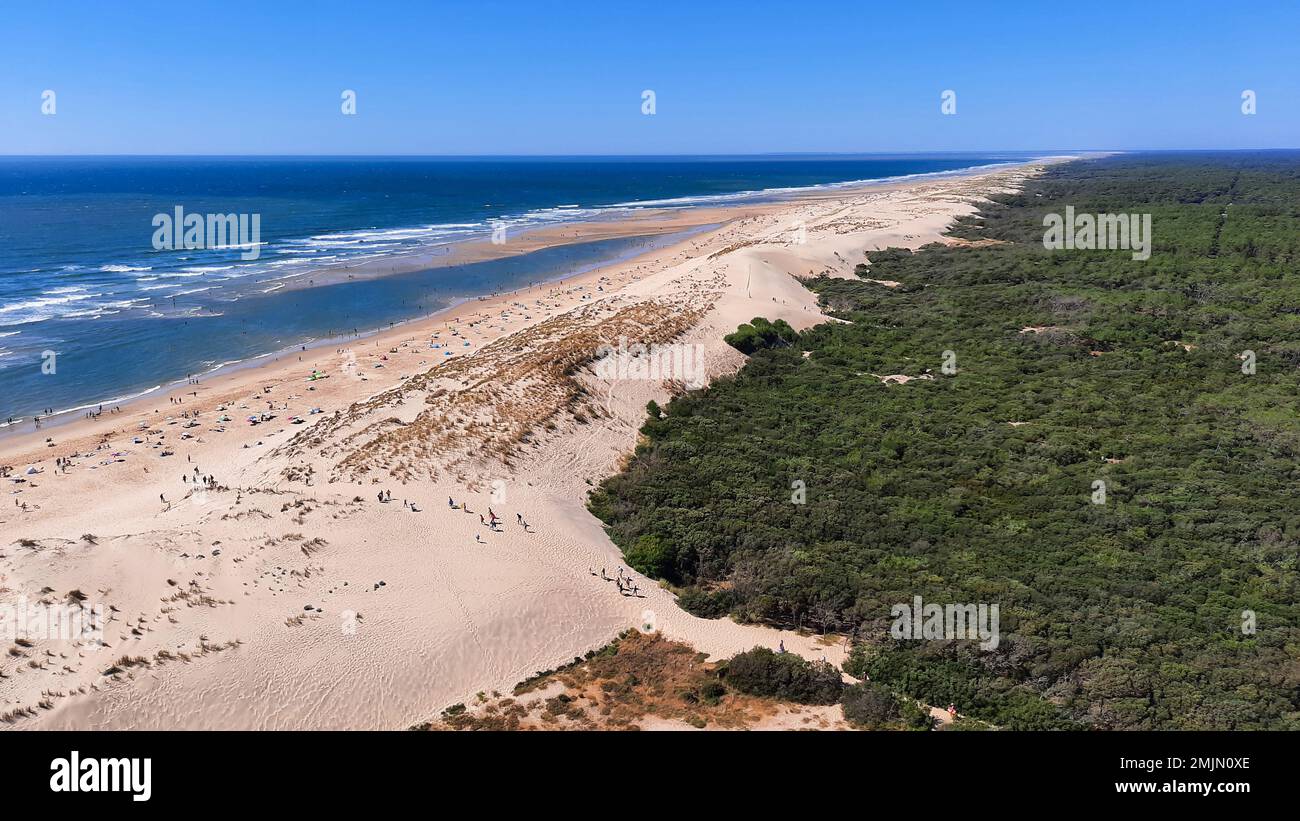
[0,154,1033,424]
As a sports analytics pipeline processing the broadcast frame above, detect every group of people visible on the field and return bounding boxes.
[376,489,419,511]
[82,403,121,420]
[183,466,219,489]
[441,497,535,544]
[19,406,60,429]
[478,507,502,530]
[592,565,641,597]
[10,400,124,430]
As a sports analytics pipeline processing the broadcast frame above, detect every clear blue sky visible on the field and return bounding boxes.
[2,0,1296,155]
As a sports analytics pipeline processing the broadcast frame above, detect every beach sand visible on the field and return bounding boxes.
[0,159,1060,729]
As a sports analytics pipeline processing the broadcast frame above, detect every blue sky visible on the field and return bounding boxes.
[2,0,1296,154]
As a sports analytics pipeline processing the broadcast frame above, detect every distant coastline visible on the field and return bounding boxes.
[0,155,1054,429]
[0,159,1056,730]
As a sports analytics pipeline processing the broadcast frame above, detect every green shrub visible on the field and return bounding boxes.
[677,588,737,618]
[841,681,901,728]
[724,316,798,354]
[700,680,727,705]
[723,647,843,704]
[625,534,675,580]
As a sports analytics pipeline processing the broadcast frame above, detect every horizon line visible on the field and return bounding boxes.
[4,148,1300,160]
[0,150,1129,159]
[0,150,1075,158]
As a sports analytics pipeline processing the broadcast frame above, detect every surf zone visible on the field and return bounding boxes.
[151,206,262,260]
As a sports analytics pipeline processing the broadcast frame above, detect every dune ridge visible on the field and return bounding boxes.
[0,160,1058,729]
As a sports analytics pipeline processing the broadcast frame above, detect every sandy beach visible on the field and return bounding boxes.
[0,159,1060,729]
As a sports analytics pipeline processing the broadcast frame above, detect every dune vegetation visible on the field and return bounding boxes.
[590,153,1300,730]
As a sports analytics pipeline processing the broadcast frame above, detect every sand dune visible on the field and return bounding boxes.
[0,161,1056,729]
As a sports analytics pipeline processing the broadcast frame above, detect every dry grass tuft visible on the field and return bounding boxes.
[278,299,708,482]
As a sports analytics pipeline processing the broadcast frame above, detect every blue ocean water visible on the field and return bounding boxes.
[0,154,1033,424]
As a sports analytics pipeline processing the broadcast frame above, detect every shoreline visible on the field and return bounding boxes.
[270,157,1043,287]
[0,223,721,443]
[0,158,1053,428]
[0,157,1066,451]
[0,157,1067,729]
[0,218,735,462]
